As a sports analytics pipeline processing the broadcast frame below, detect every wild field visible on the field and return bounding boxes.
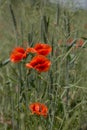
[0,1,87,130]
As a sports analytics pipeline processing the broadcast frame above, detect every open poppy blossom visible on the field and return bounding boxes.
[34,43,52,56]
[26,55,51,72]
[10,47,27,63]
[26,43,52,56]
[29,102,48,117]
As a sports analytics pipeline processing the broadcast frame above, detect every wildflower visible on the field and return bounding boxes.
[10,47,27,63]
[29,102,48,117]
[67,38,73,45]
[76,39,84,48]
[26,47,36,54]
[26,43,52,56]
[34,43,52,56]
[26,55,51,72]
[58,38,74,47]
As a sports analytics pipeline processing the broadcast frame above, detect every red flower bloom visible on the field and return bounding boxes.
[76,39,84,48]
[58,38,74,46]
[26,43,52,56]
[26,47,36,54]
[29,102,48,117]
[67,38,73,45]
[26,55,51,72]
[10,47,27,63]
[34,43,52,56]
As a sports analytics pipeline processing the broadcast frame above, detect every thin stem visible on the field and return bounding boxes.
[9,4,19,45]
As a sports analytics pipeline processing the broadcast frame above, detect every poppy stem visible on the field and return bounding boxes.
[65,47,70,118]
[63,10,71,119]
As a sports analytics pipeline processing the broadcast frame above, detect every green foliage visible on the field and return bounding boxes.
[0,0,87,130]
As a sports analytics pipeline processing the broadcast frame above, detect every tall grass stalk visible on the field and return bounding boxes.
[0,1,87,130]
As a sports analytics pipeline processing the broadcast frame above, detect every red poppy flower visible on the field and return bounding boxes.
[76,39,84,48]
[10,47,27,63]
[34,43,52,56]
[67,38,73,45]
[58,38,74,47]
[26,55,51,72]
[26,43,52,56]
[29,102,48,117]
[26,47,36,54]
